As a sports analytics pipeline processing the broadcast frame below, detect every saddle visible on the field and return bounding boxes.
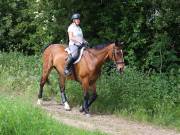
[65,47,86,64]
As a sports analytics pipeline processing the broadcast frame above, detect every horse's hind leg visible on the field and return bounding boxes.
[58,74,70,111]
[37,57,52,105]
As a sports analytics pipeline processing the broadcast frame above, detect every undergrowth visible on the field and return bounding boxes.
[0,52,179,130]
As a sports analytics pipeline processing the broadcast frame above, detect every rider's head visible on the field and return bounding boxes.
[71,13,80,25]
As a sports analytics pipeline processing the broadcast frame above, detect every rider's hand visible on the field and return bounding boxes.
[83,40,89,45]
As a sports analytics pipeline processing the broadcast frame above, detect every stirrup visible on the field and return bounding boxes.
[64,68,72,76]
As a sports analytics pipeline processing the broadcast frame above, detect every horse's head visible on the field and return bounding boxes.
[109,40,125,73]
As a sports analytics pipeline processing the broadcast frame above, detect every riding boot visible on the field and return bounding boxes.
[64,54,74,76]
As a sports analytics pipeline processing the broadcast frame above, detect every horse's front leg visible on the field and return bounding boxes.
[83,91,90,114]
[59,75,70,111]
[80,83,98,112]
[88,83,98,108]
[81,78,90,115]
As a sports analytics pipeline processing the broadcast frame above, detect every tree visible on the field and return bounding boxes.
[0,0,179,72]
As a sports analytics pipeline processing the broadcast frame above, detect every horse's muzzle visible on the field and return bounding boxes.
[118,68,124,74]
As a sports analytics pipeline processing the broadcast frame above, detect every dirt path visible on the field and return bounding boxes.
[39,100,180,135]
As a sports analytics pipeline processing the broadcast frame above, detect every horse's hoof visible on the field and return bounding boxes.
[82,108,90,117]
[79,106,84,113]
[37,99,42,105]
[85,113,91,117]
[64,102,71,111]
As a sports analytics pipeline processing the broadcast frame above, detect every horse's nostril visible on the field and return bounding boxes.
[119,68,123,74]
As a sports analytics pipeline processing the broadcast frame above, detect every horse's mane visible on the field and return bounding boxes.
[92,42,113,50]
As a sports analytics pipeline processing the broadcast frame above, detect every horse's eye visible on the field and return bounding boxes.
[116,50,121,54]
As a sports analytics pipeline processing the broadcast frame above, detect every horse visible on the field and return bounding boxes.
[37,40,125,115]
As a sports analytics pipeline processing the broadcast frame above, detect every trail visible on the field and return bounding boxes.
[39,100,180,135]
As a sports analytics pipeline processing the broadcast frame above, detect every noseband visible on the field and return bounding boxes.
[112,47,124,65]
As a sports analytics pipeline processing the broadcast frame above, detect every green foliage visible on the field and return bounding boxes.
[0,52,179,130]
[0,0,52,54]
[66,67,180,129]
[0,0,179,72]
[0,51,40,95]
[0,95,105,135]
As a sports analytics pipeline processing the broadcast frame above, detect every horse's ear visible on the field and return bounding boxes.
[115,40,124,47]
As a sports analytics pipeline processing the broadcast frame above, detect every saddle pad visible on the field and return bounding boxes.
[65,47,85,64]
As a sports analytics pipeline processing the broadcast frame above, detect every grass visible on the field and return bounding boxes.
[0,52,105,135]
[0,51,180,131]
[0,94,105,135]
[66,69,180,129]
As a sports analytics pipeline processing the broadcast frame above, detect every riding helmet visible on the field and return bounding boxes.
[71,13,80,20]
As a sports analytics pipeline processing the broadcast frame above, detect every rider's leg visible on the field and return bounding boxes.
[64,54,74,76]
[64,45,80,76]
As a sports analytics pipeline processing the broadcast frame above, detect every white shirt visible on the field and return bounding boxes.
[68,23,83,46]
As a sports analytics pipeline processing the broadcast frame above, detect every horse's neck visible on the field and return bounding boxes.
[72,46,111,81]
[89,46,111,65]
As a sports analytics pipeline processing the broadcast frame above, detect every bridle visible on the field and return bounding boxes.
[112,46,124,65]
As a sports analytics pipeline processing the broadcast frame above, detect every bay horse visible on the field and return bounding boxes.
[37,40,125,115]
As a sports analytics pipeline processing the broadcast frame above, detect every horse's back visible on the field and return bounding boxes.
[43,44,66,54]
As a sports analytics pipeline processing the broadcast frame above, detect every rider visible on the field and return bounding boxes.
[64,13,88,76]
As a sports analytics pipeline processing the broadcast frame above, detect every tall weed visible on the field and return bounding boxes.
[0,52,179,129]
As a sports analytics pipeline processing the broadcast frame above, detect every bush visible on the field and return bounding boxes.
[0,52,179,130]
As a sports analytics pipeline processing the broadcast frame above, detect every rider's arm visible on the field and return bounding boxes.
[68,32,83,45]
[82,39,88,45]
